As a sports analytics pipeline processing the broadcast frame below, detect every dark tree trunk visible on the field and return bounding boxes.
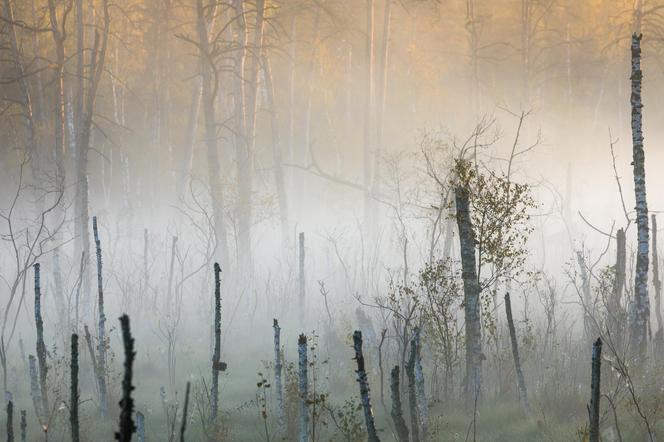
[588,338,602,442]
[390,365,409,442]
[70,334,80,442]
[455,185,482,403]
[504,293,532,417]
[211,263,222,422]
[352,331,380,442]
[33,264,49,420]
[115,315,136,442]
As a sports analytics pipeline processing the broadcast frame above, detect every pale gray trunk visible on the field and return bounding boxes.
[373,0,392,195]
[298,334,309,442]
[92,217,108,417]
[273,319,284,434]
[413,328,428,437]
[136,411,145,442]
[363,0,375,226]
[455,185,482,403]
[629,33,649,357]
[352,331,380,442]
[504,293,532,417]
[611,228,626,339]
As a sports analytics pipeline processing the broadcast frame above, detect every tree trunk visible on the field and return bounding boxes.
[373,0,392,195]
[576,251,593,342]
[298,334,309,442]
[115,315,136,442]
[504,293,532,417]
[455,184,482,403]
[353,331,380,442]
[413,327,428,438]
[70,334,80,442]
[588,338,602,442]
[33,264,49,420]
[629,33,650,357]
[93,217,108,417]
[211,263,222,422]
[363,0,375,227]
[6,400,13,442]
[405,333,420,442]
[390,365,409,442]
[273,319,284,434]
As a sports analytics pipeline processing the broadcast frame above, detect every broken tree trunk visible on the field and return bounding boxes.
[455,184,483,404]
[629,32,650,358]
[33,264,49,420]
[70,334,80,442]
[406,332,420,442]
[273,319,285,434]
[211,263,222,422]
[298,334,309,442]
[504,293,532,417]
[352,331,380,442]
[390,366,409,442]
[136,412,145,442]
[588,338,602,442]
[115,315,136,442]
[92,217,109,417]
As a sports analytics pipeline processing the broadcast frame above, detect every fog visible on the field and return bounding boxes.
[0,0,662,440]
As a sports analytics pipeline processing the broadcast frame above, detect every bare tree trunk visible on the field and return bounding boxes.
[115,315,136,442]
[588,338,602,442]
[405,333,420,442]
[353,331,380,442]
[33,264,49,420]
[413,327,427,438]
[6,400,13,442]
[390,366,409,442]
[629,33,650,358]
[455,184,482,403]
[211,263,222,422]
[273,319,285,435]
[179,382,191,442]
[504,293,532,417]
[298,334,308,442]
[93,217,108,417]
[70,334,79,442]
[136,412,145,442]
